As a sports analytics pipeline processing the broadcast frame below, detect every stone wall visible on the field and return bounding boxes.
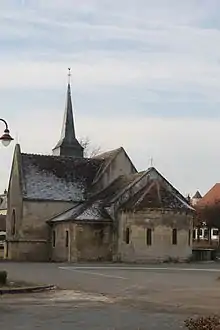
[20,201,74,240]
[7,200,74,261]
[51,222,77,262]
[51,221,113,262]
[76,223,112,261]
[116,209,193,263]
[6,145,23,242]
[6,240,48,261]
[92,148,136,193]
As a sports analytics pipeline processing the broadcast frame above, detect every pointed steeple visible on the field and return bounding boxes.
[52,69,84,158]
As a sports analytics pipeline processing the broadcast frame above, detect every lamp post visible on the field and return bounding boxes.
[0,119,14,147]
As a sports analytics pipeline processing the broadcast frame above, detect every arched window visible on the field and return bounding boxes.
[188,229,191,246]
[52,230,56,248]
[11,209,16,236]
[65,230,69,247]
[125,228,130,244]
[172,228,177,245]
[146,228,152,246]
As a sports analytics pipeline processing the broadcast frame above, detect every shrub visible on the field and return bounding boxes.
[0,271,7,286]
[185,316,220,330]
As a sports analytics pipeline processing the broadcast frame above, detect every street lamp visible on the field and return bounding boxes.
[0,119,14,147]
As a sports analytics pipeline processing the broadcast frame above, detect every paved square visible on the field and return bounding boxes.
[1,262,220,329]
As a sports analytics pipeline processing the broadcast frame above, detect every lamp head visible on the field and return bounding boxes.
[0,129,14,147]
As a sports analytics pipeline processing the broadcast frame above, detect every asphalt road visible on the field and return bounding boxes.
[1,262,220,329]
[0,297,187,330]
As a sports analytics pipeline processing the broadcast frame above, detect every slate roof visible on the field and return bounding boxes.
[52,83,83,158]
[93,172,145,204]
[197,183,220,207]
[49,201,111,223]
[49,167,193,224]
[94,147,122,160]
[122,180,191,211]
[21,153,104,201]
[49,172,143,223]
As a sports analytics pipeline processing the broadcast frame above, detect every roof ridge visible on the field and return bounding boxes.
[21,152,103,162]
[93,147,123,159]
[92,147,123,185]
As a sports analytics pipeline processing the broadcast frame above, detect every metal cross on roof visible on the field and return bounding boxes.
[68,68,71,84]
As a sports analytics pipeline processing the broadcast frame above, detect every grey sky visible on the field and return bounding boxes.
[1,0,220,196]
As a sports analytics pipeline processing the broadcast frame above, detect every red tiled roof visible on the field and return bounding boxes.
[197,183,220,207]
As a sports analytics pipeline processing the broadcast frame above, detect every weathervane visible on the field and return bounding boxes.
[149,157,153,167]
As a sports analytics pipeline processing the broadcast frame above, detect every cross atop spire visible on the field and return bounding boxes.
[52,69,84,158]
[68,67,71,84]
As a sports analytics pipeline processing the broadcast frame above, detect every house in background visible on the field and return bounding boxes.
[0,190,7,258]
[5,80,194,263]
[0,190,7,259]
[191,190,202,206]
[192,185,220,250]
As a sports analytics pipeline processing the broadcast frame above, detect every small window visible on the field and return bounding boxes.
[213,229,219,236]
[193,229,196,240]
[99,229,104,243]
[188,230,191,246]
[65,230,69,247]
[199,228,203,236]
[52,230,56,248]
[125,228,130,244]
[94,229,104,244]
[172,228,177,245]
[11,209,16,236]
[146,228,152,246]
[0,232,5,241]
[204,229,208,239]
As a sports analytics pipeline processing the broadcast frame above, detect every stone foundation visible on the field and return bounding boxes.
[6,240,49,261]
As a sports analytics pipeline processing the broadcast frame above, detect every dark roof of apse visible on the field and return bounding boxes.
[21,153,105,202]
[49,172,144,223]
[49,167,193,224]
[122,180,191,211]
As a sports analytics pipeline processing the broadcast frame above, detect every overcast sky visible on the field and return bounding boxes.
[0,0,220,196]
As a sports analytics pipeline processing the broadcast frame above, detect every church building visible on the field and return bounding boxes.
[5,79,194,262]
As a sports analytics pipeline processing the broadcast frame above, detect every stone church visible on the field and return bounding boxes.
[5,81,194,262]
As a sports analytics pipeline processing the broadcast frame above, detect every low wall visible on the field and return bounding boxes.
[6,240,49,261]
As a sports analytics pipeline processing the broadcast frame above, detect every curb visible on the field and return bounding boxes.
[0,284,56,295]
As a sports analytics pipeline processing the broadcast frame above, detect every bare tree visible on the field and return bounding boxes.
[79,136,102,158]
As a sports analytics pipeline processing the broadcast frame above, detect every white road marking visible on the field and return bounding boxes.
[59,267,128,280]
[59,266,220,273]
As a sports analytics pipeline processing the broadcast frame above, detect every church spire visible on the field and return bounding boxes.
[52,69,84,158]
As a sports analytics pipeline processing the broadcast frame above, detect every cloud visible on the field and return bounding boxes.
[0,0,219,195]
[1,110,219,197]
